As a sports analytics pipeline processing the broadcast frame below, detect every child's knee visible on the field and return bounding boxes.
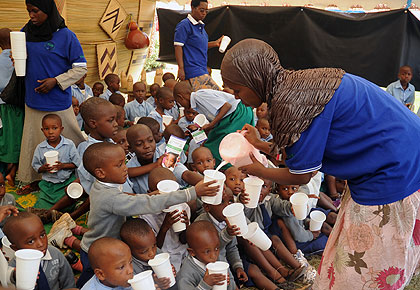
[327,211,337,225]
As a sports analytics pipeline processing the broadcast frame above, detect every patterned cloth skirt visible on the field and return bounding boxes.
[188,74,220,91]
[314,187,420,290]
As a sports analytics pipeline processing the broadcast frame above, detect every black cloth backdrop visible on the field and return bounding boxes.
[157,6,420,88]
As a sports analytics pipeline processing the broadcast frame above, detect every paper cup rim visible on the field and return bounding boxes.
[222,203,244,217]
[206,261,230,271]
[310,210,326,222]
[67,183,83,199]
[128,270,153,283]
[290,192,309,205]
[44,150,59,157]
[157,180,179,193]
[148,253,170,267]
[15,249,43,260]
[203,170,226,181]
[243,177,264,186]
[163,202,187,213]
[1,236,11,247]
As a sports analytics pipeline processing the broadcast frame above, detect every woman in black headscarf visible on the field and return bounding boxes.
[221,39,420,289]
[17,0,86,191]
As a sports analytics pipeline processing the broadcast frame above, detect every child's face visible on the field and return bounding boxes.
[0,173,6,201]
[11,216,48,256]
[175,93,190,109]
[225,167,245,196]
[133,83,146,103]
[97,243,133,288]
[256,103,268,119]
[129,230,157,262]
[164,153,177,168]
[193,150,215,174]
[112,130,129,155]
[189,230,220,265]
[150,85,159,98]
[256,119,271,139]
[205,188,233,222]
[399,67,412,85]
[41,118,63,144]
[100,147,128,184]
[93,84,104,97]
[159,95,175,111]
[259,178,273,203]
[278,185,300,201]
[72,98,80,116]
[185,108,198,122]
[92,104,119,138]
[109,79,120,92]
[130,127,156,162]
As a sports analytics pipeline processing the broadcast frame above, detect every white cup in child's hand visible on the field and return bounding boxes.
[206,261,229,290]
[148,253,176,287]
[290,192,309,220]
[242,222,272,251]
[202,170,225,205]
[243,177,264,208]
[309,210,326,231]
[222,203,248,236]
[15,249,43,290]
[44,150,59,173]
[128,270,156,290]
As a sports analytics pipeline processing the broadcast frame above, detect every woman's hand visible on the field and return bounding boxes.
[241,124,261,147]
[238,153,266,178]
[177,67,185,81]
[35,78,57,93]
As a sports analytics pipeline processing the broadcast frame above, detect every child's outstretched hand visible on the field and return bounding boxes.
[236,268,248,283]
[238,192,250,205]
[203,269,226,286]
[195,180,218,197]
[226,219,241,236]
[0,205,18,222]
[153,274,171,290]
[156,154,166,168]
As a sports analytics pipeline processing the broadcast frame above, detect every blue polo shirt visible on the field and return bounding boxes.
[285,73,420,206]
[25,28,86,111]
[174,14,209,79]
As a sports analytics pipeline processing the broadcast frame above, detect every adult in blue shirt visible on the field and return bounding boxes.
[17,0,86,189]
[221,39,420,290]
[174,0,222,91]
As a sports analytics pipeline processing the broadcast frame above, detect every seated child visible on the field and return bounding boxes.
[31,114,81,209]
[120,218,177,290]
[148,87,177,132]
[125,82,154,122]
[174,81,254,166]
[146,83,160,108]
[256,102,268,121]
[177,220,237,290]
[0,172,16,238]
[71,73,93,104]
[224,166,246,199]
[77,142,218,287]
[92,82,104,98]
[255,118,273,142]
[100,73,121,101]
[4,212,75,290]
[191,147,215,175]
[126,124,202,194]
[165,79,178,91]
[109,93,125,107]
[82,237,133,290]
[178,107,198,133]
[112,127,129,156]
[386,65,415,107]
[137,116,164,147]
[72,96,83,130]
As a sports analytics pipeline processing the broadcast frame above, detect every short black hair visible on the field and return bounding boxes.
[137,116,160,131]
[120,218,153,245]
[109,93,125,106]
[3,212,40,245]
[163,124,185,141]
[82,142,122,176]
[42,113,62,127]
[162,72,175,82]
[191,0,207,8]
[93,82,104,88]
[148,167,177,191]
[80,97,113,124]
[157,87,173,101]
[400,65,413,73]
[104,73,119,86]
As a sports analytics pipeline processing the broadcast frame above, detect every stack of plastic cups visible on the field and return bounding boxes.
[148,253,176,287]
[206,261,230,290]
[128,270,156,290]
[202,170,226,205]
[10,32,27,76]
[15,249,43,290]
[243,177,264,208]
[222,203,248,236]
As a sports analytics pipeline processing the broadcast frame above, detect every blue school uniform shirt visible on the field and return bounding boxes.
[71,84,93,104]
[178,116,194,131]
[99,89,122,101]
[261,134,273,142]
[25,28,86,111]
[81,275,131,290]
[148,109,164,132]
[285,73,420,206]
[76,113,83,129]
[190,89,240,122]
[127,146,188,194]
[165,104,180,120]
[32,136,81,183]
[174,14,209,80]
[124,99,154,121]
[0,49,13,103]
[146,96,156,108]
[386,80,415,105]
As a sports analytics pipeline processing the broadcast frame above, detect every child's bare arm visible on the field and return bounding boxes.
[202,102,232,132]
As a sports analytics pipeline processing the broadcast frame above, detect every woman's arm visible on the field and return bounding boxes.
[55,66,87,90]
[174,46,185,81]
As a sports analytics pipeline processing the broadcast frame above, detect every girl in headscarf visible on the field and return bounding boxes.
[221,39,420,289]
[17,0,86,192]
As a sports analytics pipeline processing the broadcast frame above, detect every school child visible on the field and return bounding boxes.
[386,65,415,107]
[146,83,160,108]
[148,87,177,132]
[100,73,121,101]
[4,212,75,290]
[31,114,81,209]
[81,237,133,290]
[125,82,154,122]
[191,147,215,174]
[176,220,237,290]
[137,117,164,147]
[77,142,218,287]
[256,102,268,121]
[112,127,130,156]
[109,93,125,107]
[255,118,273,142]
[72,96,83,130]
[71,74,93,104]
[114,105,126,128]
[163,72,176,83]
[120,218,177,289]
[126,124,202,194]
[174,81,254,165]
[92,82,104,98]
[224,166,246,198]
[178,107,198,133]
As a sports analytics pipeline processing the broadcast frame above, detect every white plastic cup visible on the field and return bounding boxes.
[10,32,27,59]
[15,249,43,290]
[1,236,14,260]
[243,177,264,208]
[162,115,173,129]
[290,193,309,220]
[157,180,179,194]
[148,253,176,287]
[44,151,59,173]
[219,36,231,53]
[202,170,226,205]
[242,222,272,251]
[206,261,229,290]
[66,183,83,199]
[309,210,326,231]
[193,114,209,128]
[14,59,26,77]
[179,107,185,118]
[128,270,156,290]
[222,203,248,236]
[163,203,189,232]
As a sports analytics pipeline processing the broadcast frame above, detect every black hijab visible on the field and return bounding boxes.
[22,0,66,42]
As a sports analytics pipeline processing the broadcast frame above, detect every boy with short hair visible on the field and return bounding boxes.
[114,105,127,127]
[138,116,164,147]
[109,93,125,107]
[72,96,83,129]
[146,83,160,108]
[82,237,133,290]
[177,220,237,289]
[256,102,268,120]
[178,107,198,132]
[100,73,121,101]
[255,118,273,142]
[112,127,130,156]
[163,72,176,83]
[148,87,177,132]
[71,74,93,104]
[386,65,415,107]
[191,147,215,174]
[174,81,254,165]
[4,212,75,290]
[92,82,104,98]
[125,82,154,122]
[32,114,81,209]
